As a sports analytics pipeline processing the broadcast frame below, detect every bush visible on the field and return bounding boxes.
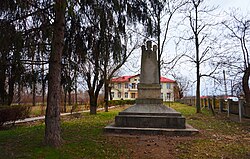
[0,105,31,126]
[108,100,135,106]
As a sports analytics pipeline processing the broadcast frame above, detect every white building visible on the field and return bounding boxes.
[110,74,176,101]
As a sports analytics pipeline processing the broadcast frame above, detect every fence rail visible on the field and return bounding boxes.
[177,97,250,119]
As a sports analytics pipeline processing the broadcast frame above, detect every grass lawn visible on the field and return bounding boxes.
[0,103,249,159]
[171,103,250,159]
[0,106,128,159]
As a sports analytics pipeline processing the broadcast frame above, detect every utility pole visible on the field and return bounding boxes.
[223,70,228,97]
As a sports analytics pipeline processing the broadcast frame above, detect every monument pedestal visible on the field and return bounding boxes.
[104,41,198,136]
[104,103,198,136]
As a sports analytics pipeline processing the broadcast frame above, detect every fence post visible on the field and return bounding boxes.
[200,98,203,108]
[227,99,232,117]
[212,96,216,110]
[219,99,224,113]
[208,98,211,110]
[239,99,244,122]
[204,98,207,107]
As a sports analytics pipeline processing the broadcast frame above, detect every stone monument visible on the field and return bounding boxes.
[104,41,198,135]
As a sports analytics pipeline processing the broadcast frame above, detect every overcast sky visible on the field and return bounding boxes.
[119,0,250,97]
[211,0,250,13]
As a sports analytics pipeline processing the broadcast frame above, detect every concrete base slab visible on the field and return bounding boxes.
[116,105,186,129]
[121,104,181,116]
[104,123,199,136]
[104,104,199,136]
[115,115,186,129]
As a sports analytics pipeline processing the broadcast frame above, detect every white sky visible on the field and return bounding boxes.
[211,0,250,13]
[120,0,250,97]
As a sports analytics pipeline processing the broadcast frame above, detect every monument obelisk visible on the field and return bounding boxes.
[105,41,198,135]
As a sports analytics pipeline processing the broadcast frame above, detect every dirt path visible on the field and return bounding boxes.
[106,134,195,159]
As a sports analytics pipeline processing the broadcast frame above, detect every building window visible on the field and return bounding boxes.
[131,93,136,98]
[166,83,171,89]
[118,92,121,98]
[131,83,136,89]
[125,83,128,88]
[167,93,171,100]
[125,92,128,98]
[111,92,114,98]
[118,83,121,89]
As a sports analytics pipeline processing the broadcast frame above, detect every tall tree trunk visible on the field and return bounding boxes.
[32,80,36,106]
[104,79,109,112]
[68,90,71,105]
[41,51,45,114]
[8,79,15,106]
[64,89,67,113]
[74,72,78,106]
[103,55,109,112]
[194,4,201,113]
[45,0,65,147]
[196,71,201,113]
[18,82,21,105]
[0,54,7,105]
[32,56,36,106]
[8,64,16,106]
[88,79,104,114]
[109,86,113,100]
[89,92,97,115]
[243,66,250,116]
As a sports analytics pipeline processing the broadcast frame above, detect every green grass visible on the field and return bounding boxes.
[0,103,249,159]
[0,106,127,159]
[172,103,250,159]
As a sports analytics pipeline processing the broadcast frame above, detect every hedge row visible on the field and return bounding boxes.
[108,100,135,106]
[0,105,31,126]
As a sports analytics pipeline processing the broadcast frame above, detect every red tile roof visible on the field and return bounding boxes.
[111,75,175,83]
[111,76,133,82]
[160,76,175,83]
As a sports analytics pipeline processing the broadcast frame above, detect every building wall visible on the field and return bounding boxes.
[111,76,175,101]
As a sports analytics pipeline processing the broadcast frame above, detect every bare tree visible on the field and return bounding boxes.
[129,0,187,81]
[222,11,250,116]
[171,72,190,99]
[181,0,220,113]
[102,38,142,112]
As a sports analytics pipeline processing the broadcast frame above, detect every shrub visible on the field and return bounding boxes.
[0,105,31,126]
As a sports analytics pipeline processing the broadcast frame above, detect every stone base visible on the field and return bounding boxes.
[104,123,199,136]
[104,104,199,136]
[115,115,185,129]
[136,98,163,104]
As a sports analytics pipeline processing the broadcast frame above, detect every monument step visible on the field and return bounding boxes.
[115,115,186,129]
[121,104,182,115]
[104,123,199,136]
[119,112,181,116]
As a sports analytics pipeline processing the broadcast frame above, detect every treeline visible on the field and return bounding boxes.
[0,0,175,147]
